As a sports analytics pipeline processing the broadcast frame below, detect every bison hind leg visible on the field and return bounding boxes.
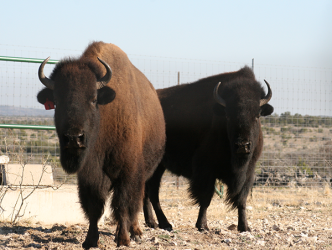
[143,185,159,229]
[188,174,216,231]
[144,163,173,231]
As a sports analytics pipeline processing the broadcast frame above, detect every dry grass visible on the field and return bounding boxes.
[149,176,332,226]
[1,175,332,249]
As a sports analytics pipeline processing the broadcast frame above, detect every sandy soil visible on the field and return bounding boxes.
[1,178,332,249]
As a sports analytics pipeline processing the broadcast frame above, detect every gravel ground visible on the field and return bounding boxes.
[1,179,332,249]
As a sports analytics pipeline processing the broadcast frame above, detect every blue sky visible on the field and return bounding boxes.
[1,0,331,68]
[0,0,332,116]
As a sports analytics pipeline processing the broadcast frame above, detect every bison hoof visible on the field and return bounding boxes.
[238,225,251,232]
[130,225,143,240]
[145,220,158,229]
[196,222,209,232]
[82,240,98,249]
[159,223,173,231]
[116,237,130,247]
[197,226,209,232]
[133,235,142,243]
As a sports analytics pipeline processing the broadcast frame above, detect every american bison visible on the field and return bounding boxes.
[143,66,273,232]
[37,42,165,248]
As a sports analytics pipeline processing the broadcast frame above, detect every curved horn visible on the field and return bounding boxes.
[96,57,112,89]
[213,82,226,107]
[38,57,55,90]
[260,80,272,106]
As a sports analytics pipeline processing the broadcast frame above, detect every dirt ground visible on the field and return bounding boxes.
[1,177,332,250]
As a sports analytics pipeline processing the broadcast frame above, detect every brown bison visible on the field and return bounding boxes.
[143,66,273,232]
[36,42,165,248]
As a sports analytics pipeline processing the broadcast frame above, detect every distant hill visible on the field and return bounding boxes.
[0,105,54,117]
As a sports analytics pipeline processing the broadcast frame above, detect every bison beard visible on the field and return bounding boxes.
[143,66,273,233]
[36,42,165,248]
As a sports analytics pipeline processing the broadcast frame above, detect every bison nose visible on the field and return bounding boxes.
[64,132,85,148]
[235,141,251,154]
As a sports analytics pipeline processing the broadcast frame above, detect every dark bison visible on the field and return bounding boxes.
[36,42,165,248]
[143,66,273,232]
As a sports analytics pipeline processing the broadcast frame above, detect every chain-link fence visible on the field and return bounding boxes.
[0,44,331,187]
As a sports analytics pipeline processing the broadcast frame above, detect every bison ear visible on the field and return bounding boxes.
[97,86,116,105]
[260,104,274,116]
[213,103,226,117]
[37,88,54,105]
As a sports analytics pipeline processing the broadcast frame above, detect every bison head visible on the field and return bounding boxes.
[213,79,273,167]
[37,57,116,173]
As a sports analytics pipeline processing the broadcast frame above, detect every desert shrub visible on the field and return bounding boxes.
[299,128,308,133]
[320,141,332,162]
[281,134,291,140]
[262,127,276,135]
[310,136,318,142]
[281,127,289,132]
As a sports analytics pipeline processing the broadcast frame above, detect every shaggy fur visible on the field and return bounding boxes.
[37,42,165,248]
[143,67,273,233]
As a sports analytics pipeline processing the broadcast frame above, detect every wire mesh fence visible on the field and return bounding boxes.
[0,44,331,187]
[257,115,332,187]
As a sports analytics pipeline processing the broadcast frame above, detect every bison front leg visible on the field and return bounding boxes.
[112,197,131,246]
[78,176,110,249]
[228,189,251,232]
[238,203,250,232]
[130,217,143,242]
[235,171,255,232]
[112,173,145,247]
[236,182,252,232]
[83,222,99,249]
[114,220,130,246]
[114,217,142,245]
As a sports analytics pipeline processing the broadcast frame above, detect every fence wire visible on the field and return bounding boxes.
[0,45,331,187]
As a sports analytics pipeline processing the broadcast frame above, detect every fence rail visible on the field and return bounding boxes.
[0,124,55,130]
[0,56,58,64]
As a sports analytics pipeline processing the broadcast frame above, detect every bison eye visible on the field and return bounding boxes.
[92,98,97,105]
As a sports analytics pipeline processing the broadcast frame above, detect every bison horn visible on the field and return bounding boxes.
[213,82,226,107]
[96,57,112,89]
[38,57,55,90]
[260,80,272,106]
